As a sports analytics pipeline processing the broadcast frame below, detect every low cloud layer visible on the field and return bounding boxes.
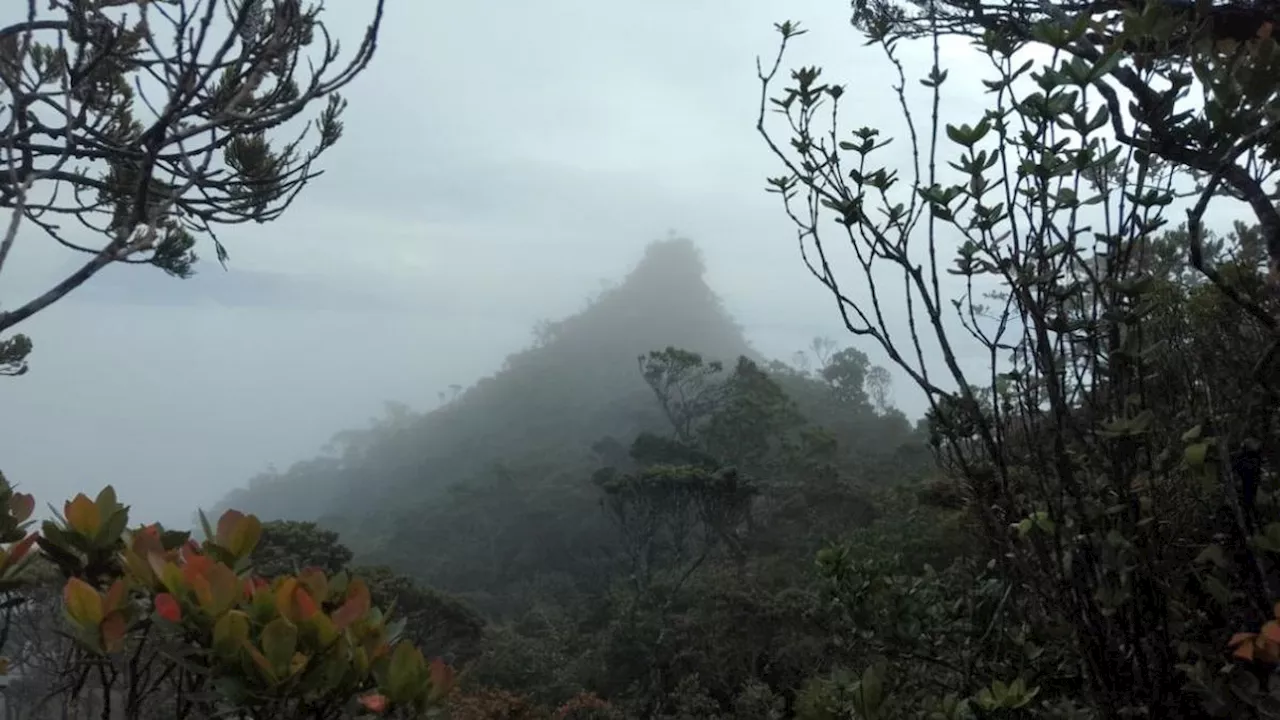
[0,0,1012,526]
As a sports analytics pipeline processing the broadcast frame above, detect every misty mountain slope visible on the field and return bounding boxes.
[212,236,760,543]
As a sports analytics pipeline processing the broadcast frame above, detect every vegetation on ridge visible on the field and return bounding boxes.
[6,0,1280,717]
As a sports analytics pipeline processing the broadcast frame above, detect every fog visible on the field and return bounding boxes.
[2,0,1026,526]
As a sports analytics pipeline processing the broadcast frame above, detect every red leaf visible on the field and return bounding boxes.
[100,611,128,653]
[1235,640,1257,661]
[293,587,319,620]
[1228,632,1257,648]
[181,553,213,586]
[332,579,371,630]
[358,694,387,714]
[155,593,182,623]
[9,493,33,523]
[103,579,128,613]
[7,533,37,565]
[428,658,456,700]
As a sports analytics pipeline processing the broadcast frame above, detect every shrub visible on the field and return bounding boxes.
[0,475,456,719]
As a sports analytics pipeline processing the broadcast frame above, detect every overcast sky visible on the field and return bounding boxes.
[0,0,1246,527]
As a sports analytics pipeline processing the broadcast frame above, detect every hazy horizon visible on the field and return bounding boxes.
[0,0,1185,528]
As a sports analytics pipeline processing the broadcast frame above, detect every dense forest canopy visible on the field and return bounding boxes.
[4,0,1280,718]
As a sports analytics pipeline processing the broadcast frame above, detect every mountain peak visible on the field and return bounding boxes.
[213,235,755,530]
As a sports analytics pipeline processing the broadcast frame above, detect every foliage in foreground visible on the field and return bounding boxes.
[0,0,386,372]
[758,0,1280,717]
[0,478,455,720]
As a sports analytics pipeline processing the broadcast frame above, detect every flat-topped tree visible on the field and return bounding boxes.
[0,0,386,372]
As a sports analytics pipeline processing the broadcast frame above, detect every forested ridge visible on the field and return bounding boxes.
[207,234,935,718]
[6,0,1280,718]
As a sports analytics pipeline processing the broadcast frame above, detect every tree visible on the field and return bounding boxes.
[639,348,728,443]
[251,520,486,668]
[0,0,386,371]
[864,365,893,415]
[760,8,1280,717]
[853,0,1280,278]
[819,348,870,408]
[357,565,485,667]
[253,519,354,577]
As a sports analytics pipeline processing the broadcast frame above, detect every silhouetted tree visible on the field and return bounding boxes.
[0,0,386,370]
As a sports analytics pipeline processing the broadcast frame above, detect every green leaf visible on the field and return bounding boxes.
[213,610,250,660]
[63,577,104,628]
[260,617,298,676]
[1185,442,1211,468]
[1195,544,1227,568]
[386,640,424,704]
[96,507,130,547]
[860,663,884,712]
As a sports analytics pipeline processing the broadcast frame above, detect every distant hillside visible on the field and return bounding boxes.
[212,237,759,546]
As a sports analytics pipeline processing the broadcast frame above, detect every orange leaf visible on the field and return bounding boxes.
[332,578,371,630]
[64,494,101,536]
[103,579,128,614]
[63,577,104,627]
[8,493,33,523]
[1235,640,1257,661]
[215,510,245,549]
[100,611,128,654]
[245,642,278,684]
[298,567,329,603]
[275,578,301,621]
[293,587,319,621]
[181,552,213,584]
[130,527,164,560]
[155,593,182,623]
[6,533,37,566]
[1229,632,1257,648]
[429,658,456,700]
[358,694,388,714]
[189,574,214,613]
[1264,643,1280,664]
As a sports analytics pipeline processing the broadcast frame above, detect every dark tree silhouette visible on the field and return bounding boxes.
[0,0,385,369]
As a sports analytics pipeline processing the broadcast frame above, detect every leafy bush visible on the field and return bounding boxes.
[1,476,456,719]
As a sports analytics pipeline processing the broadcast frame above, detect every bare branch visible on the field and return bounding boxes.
[0,0,387,345]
